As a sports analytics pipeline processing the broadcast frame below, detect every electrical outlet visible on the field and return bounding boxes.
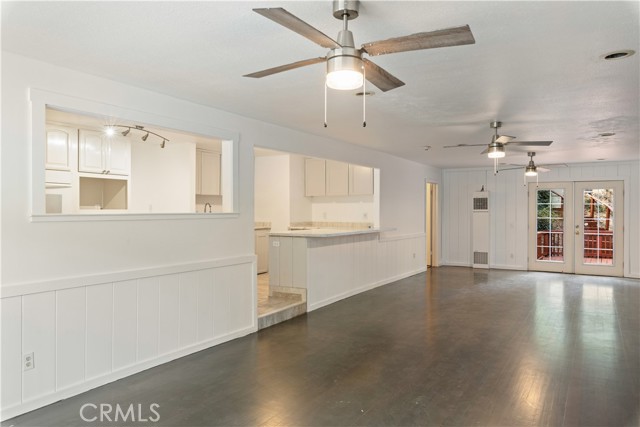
[272,241,280,247]
[23,352,35,371]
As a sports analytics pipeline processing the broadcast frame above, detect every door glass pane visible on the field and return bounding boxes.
[536,189,565,262]
[583,188,614,265]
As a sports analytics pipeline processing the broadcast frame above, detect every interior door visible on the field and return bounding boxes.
[528,182,574,273]
[574,181,623,277]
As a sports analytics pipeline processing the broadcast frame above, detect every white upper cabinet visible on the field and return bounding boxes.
[79,129,130,176]
[196,149,221,196]
[46,126,74,171]
[305,158,374,197]
[305,158,326,196]
[349,164,374,195]
[325,160,349,196]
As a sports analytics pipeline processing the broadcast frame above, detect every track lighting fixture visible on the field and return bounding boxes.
[104,125,169,148]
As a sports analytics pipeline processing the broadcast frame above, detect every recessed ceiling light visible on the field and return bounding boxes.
[597,158,606,161]
[423,145,431,151]
[355,91,375,96]
[602,50,635,60]
[598,132,616,137]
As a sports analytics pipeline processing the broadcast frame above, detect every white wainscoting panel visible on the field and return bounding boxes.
[0,256,256,421]
[1,297,22,409]
[22,292,56,402]
[113,280,138,370]
[307,233,426,311]
[137,277,160,362]
[86,283,113,380]
[157,275,180,355]
[56,287,86,390]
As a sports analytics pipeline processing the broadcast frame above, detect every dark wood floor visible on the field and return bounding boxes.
[4,267,639,427]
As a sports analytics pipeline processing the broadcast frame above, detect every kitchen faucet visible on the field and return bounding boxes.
[204,202,212,213]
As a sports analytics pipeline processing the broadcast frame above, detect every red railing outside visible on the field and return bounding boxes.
[537,231,564,259]
[583,229,613,259]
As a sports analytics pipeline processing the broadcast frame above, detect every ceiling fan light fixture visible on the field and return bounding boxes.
[487,142,505,159]
[525,165,538,177]
[326,49,363,90]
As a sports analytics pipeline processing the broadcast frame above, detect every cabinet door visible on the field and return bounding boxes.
[325,160,349,196]
[79,130,106,173]
[195,150,202,195]
[46,126,74,171]
[305,158,326,196]
[199,150,221,195]
[106,137,130,176]
[349,164,374,195]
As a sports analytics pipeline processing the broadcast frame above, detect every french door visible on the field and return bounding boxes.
[528,181,624,277]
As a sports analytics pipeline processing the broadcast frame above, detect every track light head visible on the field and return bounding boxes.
[161,140,166,148]
[142,132,149,142]
[122,128,131,136]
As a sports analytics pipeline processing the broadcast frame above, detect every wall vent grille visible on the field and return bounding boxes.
[473,197,488,211]
[474,251,488,265]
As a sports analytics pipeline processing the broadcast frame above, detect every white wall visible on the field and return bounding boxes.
[1,52,439,419]
[254,154,291,232]
[441,161,640,277]
[311,195,375,223]
[288,154,312,224]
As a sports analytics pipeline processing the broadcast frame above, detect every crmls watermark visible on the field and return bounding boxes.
[79,403,160,423]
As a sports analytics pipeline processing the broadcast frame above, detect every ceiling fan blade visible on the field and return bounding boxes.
[362,59,405,92]
[361,25,475,56]
[480,147,489,154]
[537,167,551,173]
[507,140,553,146]
[253,8,341,49]
[244,57,326,78]
[496,135,515,143]
[443,143,487,148]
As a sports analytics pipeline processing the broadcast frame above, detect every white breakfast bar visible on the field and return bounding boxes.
[268,228,424,311]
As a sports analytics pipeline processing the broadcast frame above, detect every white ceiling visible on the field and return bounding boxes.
[2,1,638,168]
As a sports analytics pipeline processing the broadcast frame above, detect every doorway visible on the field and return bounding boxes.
[426,183,438,267]
[528,180,624,276]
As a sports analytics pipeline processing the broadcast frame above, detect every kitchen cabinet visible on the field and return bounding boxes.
[255,228,270,274]
[305,158,374,197]
[78,129,130,176]
[325,160,349,196]
[46,125,74,171]
[304,158,326,196]
[349,164,374,195]
[196,149,221,195]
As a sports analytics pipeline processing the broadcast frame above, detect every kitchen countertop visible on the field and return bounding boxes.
[269,228,386,238]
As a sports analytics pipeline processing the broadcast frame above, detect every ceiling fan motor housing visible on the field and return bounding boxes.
[333,0,359,20]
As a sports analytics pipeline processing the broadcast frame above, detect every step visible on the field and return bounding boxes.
[258,301,307,330]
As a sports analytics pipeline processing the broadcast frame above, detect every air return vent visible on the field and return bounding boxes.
[473,195,488,211]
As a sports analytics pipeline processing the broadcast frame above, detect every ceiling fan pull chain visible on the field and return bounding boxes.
[324,81,328,128]
[362,65,367,127]
[494,157,498,175]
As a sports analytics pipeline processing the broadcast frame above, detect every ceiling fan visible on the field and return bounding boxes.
[244,0,475,93]
[500,152,550,176]
[443,121,553,158]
